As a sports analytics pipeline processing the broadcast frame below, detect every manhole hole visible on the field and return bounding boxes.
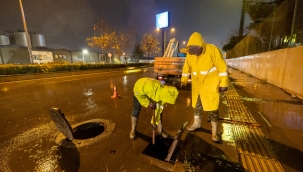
[142,135,175,162]
[73,122,105,140]
[49,107,115,148]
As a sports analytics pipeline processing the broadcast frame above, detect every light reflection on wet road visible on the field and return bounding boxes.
[229,68,303,131]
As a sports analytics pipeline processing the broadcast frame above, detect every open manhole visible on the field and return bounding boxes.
[49,107,115,148]
[73,122,105,139]
[140,122,188,171]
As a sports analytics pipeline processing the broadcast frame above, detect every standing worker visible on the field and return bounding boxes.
[180,32,229,142]
[130,77,179,140]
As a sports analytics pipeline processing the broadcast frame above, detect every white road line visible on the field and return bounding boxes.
[39,78,79,85]
[258,111,272,127]
[0,71,121,85]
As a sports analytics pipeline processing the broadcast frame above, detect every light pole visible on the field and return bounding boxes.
[162,28,165,56]
[19,0,33,64]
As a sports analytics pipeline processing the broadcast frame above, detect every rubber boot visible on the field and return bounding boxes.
[187,116,202,131]
[130,116,138,140]
[211,121,220,142]
[157,120,168,138]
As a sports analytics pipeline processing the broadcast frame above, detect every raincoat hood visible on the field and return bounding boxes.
[158,86,179,104]
[187,32,207,54]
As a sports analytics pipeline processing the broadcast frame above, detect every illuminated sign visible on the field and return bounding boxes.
[156,11,170,29]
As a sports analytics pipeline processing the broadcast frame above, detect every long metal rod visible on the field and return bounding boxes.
[19,0,33,64]
[165,121,188,162]
[152,110,156,145]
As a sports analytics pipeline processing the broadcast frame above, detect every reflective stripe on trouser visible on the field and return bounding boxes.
[195,95,219,122]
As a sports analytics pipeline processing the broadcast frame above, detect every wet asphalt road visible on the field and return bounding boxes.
[0,66,303,172]
[0,66,192,172]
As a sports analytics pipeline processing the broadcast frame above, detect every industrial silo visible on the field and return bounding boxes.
[14,32,28,47]
[31,34,46,47]
[0,35,10,45]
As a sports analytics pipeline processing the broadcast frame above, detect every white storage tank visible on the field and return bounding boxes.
[0,35,10,45]
[14,32,28,47]
[31,34,46,47]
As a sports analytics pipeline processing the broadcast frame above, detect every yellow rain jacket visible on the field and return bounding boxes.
[181,32,228,111]
[133,77,179,125]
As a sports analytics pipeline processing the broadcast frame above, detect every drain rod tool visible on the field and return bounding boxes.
[165,121,188,162]
[152,109,156,145]
[219,118,261,127]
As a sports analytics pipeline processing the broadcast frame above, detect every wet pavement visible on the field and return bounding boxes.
[0,66,302,172]
[226,68,303,172]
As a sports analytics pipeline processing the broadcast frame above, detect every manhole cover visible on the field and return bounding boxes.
[49,107,74,140]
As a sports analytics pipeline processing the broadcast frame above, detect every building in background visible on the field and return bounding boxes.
[0,31,106,64]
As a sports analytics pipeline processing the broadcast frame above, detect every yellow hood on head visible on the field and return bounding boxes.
[187,32,207,54]
[159,86,179,104]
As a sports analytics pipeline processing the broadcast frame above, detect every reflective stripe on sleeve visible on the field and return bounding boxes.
[182,73,190,77]
[209,67,217,73]
[193,72,197,75]
[200,67,217,75]
[219,72,228,76]
[200,71,208,75]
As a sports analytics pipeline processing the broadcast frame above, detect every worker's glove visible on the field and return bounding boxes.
[218,87,228,93]
[148,101,157,110]
[180,82,187,88]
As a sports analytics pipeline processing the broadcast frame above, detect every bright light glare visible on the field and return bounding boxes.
[124,69,142,74]
[83,49,88,54]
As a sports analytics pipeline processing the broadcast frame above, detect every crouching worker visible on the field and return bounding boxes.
[130,77,179,140]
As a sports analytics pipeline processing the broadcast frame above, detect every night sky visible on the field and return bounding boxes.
[0,0,250,54]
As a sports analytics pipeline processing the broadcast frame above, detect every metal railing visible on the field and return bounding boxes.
[227,0,303,58]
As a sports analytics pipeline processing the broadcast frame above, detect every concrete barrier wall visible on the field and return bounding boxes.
[226,46,303,99]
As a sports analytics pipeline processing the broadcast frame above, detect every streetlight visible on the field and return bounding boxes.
[165,27,176,50]
[82,49,88,63]
[19,0,33,64]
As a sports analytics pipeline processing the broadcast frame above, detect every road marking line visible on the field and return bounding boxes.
[39,79,79,85]
[258,112,272,127]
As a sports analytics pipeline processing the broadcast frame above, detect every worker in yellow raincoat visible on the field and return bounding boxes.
[181,32,229,142]
[130,77,179,140]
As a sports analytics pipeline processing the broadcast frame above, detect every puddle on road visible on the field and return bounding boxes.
[82,88,100,116]
[239,96,303,130]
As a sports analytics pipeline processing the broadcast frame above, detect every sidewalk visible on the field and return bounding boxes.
[172,67,303,172]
